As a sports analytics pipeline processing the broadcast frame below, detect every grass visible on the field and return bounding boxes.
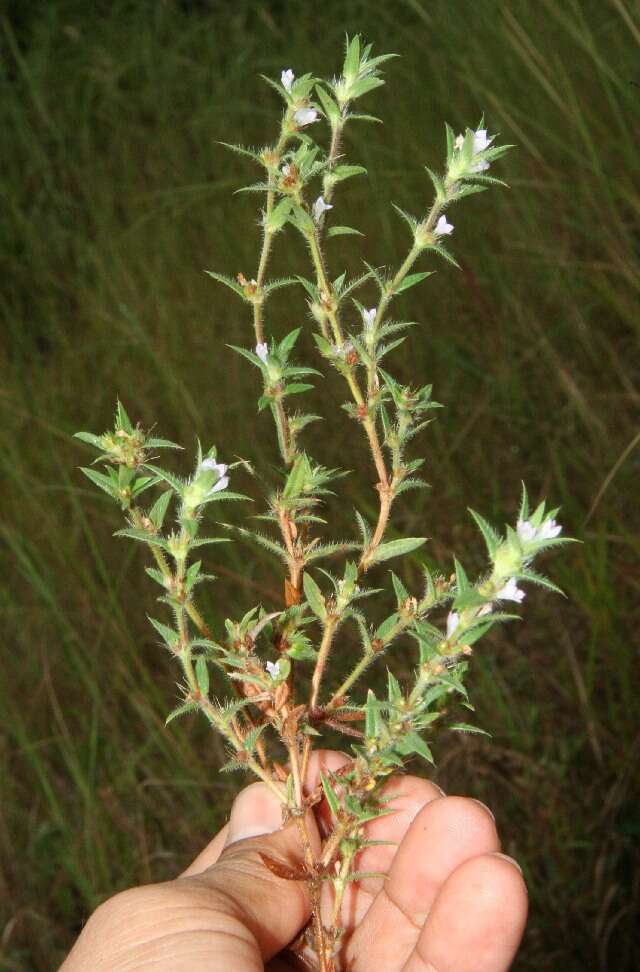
[1,0,639,968]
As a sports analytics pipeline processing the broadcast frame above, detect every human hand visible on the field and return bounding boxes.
[60,751,527,971]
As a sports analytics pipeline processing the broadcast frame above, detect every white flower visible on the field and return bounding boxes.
[517,517,562,543]
[454,127,494,173]
[362,307,377,330]
[472,129,492,153]
[312,196,333,222]
[294,108,318,127]
[446,610,460,638]
[496,577,525,603]
[434,214,454,236]
[200,459,229,494]
[281,69,295,93]
[255,342,269,363]
[266,660,281,679]
[281,163,291,177]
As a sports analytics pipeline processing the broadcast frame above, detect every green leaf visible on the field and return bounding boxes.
[189,537,232,548]
[217,141,263,163]
[166,701,199,725]
[149,490,173,529]
[115,528,168,549]
[395,730,434,763]
[349,76,385,99]
[375,612,400,641]
[454,558,469,594]
[243,725,267,753]
[330,164,367,183]
[391,203,418,234]
[431,244,460,269]
[74,431,104,449]
[303,572,327,620]
[365,689,381,739]
[143,464,184,495]
[218,523,288,561]
[468,508,502,559]
[394,271,434,295]
[195,656,210,695]
[315,83,341,124]
[449,722,491,737]
[387,669,402,702]
[204,270,247,299]
[144,566,166,587]
[278,327,302,357]
[116,400,133,433]
[80,467,118,499]
[327,225,364,237]
[424,166,446,203]
[368,537,427,565]
[320,771,341,819]
[390,571,409,604]
[146,437,183,450]
[282,382,315,397]
[148,616,179,648]
[343,33,361,80]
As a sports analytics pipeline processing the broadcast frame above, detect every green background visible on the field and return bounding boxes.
[1,1,638,969]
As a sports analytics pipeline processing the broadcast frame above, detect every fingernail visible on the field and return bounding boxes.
[225,782,283,846]
[493,852,523,875]
[470,798,495,823]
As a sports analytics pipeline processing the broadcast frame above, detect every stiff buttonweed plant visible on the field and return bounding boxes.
[76,36,571,971]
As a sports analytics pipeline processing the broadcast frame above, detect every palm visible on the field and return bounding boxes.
[263,754,528,972]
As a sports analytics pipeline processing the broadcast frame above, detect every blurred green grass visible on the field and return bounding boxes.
[1,0,639,968]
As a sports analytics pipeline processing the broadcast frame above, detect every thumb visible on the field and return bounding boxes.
[190,781,320,961]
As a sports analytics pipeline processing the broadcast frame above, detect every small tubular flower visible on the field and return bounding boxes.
[294,108,318,127]
[362,307,377,330]
[200,458,229,494]
[496,577,525,603]
[281,68,295,93]
[266,660,281,679]
[313,196,333,222]
[434,214,454,236]
[517,517,562,543]
[256,342,269,363]
[446,610,460,638]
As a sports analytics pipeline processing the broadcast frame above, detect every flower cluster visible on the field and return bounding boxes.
[76,35,569,972]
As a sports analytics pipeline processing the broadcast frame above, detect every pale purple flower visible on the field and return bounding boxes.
[434,214,454,237]
[446,610,460,638]
[281,69,295,93]
[312,196,333,222]
[266,660,281,679]
[281,163,292,177]
[517,517,562,543]
[200,459,229,494]
[294,108,318,127]
[255,342,269,363]
[362,307,377,330]
[470,159,490,174]
[496,577,526,603]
